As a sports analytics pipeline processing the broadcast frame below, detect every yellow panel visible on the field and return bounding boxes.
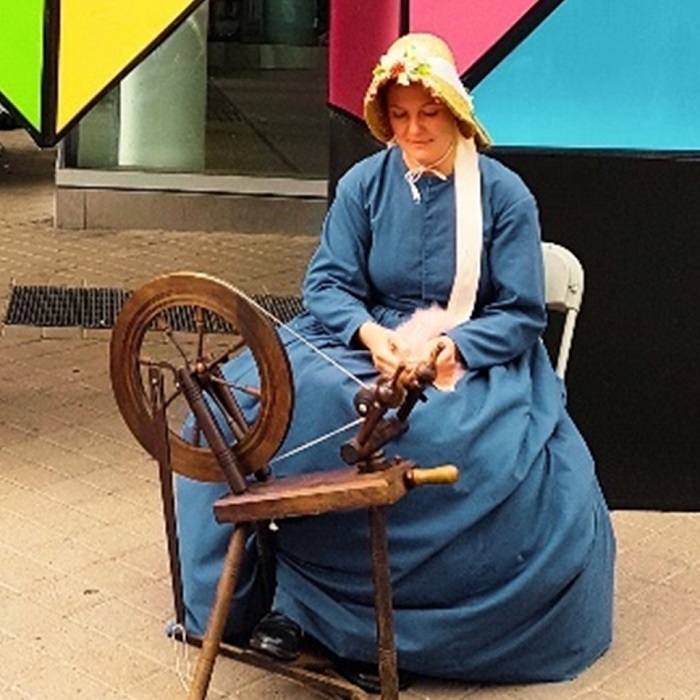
[56,0,199,131]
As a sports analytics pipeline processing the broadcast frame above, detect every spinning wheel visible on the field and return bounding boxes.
[110,272,294,483]
[110,272,458,700]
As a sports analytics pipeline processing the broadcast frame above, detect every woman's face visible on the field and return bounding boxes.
[386,81,458,168]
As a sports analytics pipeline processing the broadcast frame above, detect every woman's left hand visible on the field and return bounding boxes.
[415,336,465,390]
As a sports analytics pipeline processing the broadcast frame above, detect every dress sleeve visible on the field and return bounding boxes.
[446,193,547,370]
[301,173,375,346]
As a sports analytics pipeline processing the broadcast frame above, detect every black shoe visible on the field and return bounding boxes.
[334,658,412,695]
[249,611,303,661]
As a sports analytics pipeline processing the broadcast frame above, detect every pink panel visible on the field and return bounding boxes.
[410,0,541,73]
[329,0,401,118]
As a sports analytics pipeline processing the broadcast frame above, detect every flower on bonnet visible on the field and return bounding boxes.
[368,43,433,96]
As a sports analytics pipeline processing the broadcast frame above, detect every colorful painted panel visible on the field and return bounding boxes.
[472,0,700,151]
[328,0,564,126]
[56,0,202,133]
[409,0,541,75]
[329,0,401,119]
[0,0,206,146]
[0,0,44,130]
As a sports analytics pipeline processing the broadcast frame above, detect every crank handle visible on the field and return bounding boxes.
[406,465,459,488]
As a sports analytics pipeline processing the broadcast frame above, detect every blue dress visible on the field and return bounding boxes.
[176,147,615,683]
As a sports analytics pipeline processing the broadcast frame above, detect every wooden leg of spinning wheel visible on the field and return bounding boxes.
[368,506,399,700]
[188,526,248,700]
[149,368,186,627]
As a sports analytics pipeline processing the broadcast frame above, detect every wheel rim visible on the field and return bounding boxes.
[110,272,294,482]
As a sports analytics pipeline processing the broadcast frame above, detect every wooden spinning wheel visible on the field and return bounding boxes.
[109,272,294,483]
[109,272,458,700]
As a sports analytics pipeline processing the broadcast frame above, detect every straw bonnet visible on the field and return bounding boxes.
[363,33,491,149]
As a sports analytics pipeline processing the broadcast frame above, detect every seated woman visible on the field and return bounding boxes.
[176,33,615,688]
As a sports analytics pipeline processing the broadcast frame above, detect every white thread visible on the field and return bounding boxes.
[170,623,192,692]
[230,290,373,464]
[270,417,363,464]
[234,288,370,390]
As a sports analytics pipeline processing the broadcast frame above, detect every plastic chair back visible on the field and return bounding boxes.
[542,242,585,379]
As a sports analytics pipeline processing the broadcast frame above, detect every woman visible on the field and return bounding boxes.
[176,33,615,686]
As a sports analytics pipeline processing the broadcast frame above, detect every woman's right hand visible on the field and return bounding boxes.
[358,322,410,377]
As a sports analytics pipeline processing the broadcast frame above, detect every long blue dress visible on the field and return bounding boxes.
[176,147,615,683]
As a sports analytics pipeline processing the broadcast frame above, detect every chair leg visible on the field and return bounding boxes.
[368,506,399,700]
[188,525,248,700]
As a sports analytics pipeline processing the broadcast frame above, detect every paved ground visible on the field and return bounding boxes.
[0,129,699,699]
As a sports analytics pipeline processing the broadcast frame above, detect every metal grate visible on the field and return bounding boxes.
[252,294,305,325]
[4,286,131,329]
[3,285,304,330]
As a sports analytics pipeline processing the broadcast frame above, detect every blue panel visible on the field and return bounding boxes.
[472,0,700,151]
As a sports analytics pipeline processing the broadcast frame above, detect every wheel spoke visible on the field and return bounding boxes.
[163,386,183,410]
[164,326,192,366]
[194,306,206,359]
[208,375,260,399]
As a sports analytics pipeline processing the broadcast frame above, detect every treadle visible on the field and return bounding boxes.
[182,634,368,700]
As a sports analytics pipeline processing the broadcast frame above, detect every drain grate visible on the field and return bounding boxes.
[4,286,132,329]
[3,285,304,330]
[252,293,305,326]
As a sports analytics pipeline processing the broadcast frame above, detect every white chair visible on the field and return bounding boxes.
[542,242,585,379]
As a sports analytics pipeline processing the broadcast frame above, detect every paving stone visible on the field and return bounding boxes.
[598,619,700,699]
[24,571,111,617]
[13,658,123,699]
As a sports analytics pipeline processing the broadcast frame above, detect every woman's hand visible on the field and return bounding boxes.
[413,336,465,390]
[420,335,458,369]
[358,322,411,377]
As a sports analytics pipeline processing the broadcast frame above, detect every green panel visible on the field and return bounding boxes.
[0,0,45,129]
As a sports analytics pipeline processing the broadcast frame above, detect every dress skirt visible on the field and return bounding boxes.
[175,311,615,683]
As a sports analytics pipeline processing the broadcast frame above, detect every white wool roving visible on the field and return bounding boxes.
[395,305,465,390]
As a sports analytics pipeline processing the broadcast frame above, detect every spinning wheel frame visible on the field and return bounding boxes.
[110,272,294,483]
